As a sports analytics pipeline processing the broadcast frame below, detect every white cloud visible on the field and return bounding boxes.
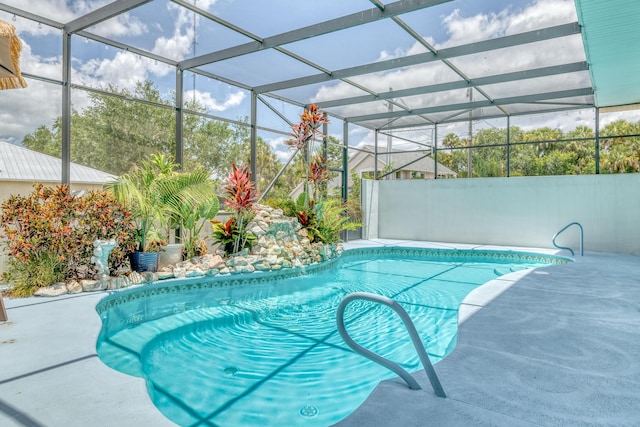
[151,2,196,61]
[310,0,586,146]
[1,0,144,32]
[184,89,246,112]
[0,42,63,143]
[77,51,152,89]
[0,78,62,144]
[0,0,228,144]
[440,0,576,47]
[600,109,640,127]
[3,0,636,155]
[91,13,148,38]
[266,136,292,163]
[2,0,93,23]
[189,0,219,11]
[376,40,429,62]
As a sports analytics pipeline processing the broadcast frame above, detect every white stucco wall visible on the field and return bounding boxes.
[362,174,640,254]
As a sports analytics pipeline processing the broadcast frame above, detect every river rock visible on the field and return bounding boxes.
[66,280,83,294]
[34,282,68,297]
[81,279,107,292]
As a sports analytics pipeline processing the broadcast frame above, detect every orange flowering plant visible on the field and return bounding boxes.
[286,104,330,201]
[286,104,329,152]
[282,104,359,243]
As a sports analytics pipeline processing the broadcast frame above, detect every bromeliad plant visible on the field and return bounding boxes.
[210,162,258,255]
[308,154,330,202]
[210,215,257,255]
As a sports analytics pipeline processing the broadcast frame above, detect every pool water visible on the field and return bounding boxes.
[96,248,566,427]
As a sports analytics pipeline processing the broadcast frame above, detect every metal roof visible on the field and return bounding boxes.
[0,141,115,184]
[574,0,640,108]
[0,0,637,136]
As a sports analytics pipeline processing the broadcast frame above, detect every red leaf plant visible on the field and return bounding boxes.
[308,155,330,184]
[222,162,258,214]
[285,104,329,152]
[212,162,259,255]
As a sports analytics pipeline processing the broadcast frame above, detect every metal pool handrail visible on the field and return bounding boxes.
[552,222,584,256]
[336,292,446,398]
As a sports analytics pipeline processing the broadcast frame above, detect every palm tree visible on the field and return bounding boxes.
[105,153,217,254]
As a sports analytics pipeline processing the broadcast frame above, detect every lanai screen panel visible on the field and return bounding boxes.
[197,48,322,88]
[10,0,640,165]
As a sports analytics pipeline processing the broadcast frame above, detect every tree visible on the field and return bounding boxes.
[21,80,248,179]
[182,114,247,176]
[600,120,640,173]
[21,83,640,180]
[22,123,60,157]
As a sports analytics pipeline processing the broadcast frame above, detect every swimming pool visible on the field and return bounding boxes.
[96,247,568,426]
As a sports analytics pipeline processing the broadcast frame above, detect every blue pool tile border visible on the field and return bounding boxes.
[96,247,570,314]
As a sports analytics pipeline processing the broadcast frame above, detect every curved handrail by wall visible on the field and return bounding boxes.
[552,222,584,256]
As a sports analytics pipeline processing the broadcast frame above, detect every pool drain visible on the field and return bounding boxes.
[223,366,238,376]
[299,405,318,418]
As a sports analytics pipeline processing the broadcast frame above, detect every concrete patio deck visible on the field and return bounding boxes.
[1,240,639,426]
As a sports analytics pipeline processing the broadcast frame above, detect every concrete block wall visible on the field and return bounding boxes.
[362,174,640,255]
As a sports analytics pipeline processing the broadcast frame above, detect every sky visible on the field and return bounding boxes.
[0,0,638,163]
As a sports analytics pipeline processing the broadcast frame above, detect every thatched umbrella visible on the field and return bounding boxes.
[0,18,27,90]
[0,18,26,320]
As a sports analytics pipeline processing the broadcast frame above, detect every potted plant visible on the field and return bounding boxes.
[159,165,219,264]
[167,186,220,260]
[106,153,215,272]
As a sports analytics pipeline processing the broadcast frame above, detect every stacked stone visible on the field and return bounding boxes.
[32,204,342,296]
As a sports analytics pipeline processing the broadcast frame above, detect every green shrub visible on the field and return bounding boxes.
[262,197,297,217]
[1,184,136,295]
[3,252,65,297]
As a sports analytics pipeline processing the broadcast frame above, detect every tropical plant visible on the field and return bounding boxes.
[105,153,215,253]
[2,251,65,298]
[0,185,136,296]
[210,212,257,255]
[313,198,360,244]
[211,162,258,255]
[287,192,359,244]
[169,194,220,259]
[285,104,330,205]
[262,197,297,217]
